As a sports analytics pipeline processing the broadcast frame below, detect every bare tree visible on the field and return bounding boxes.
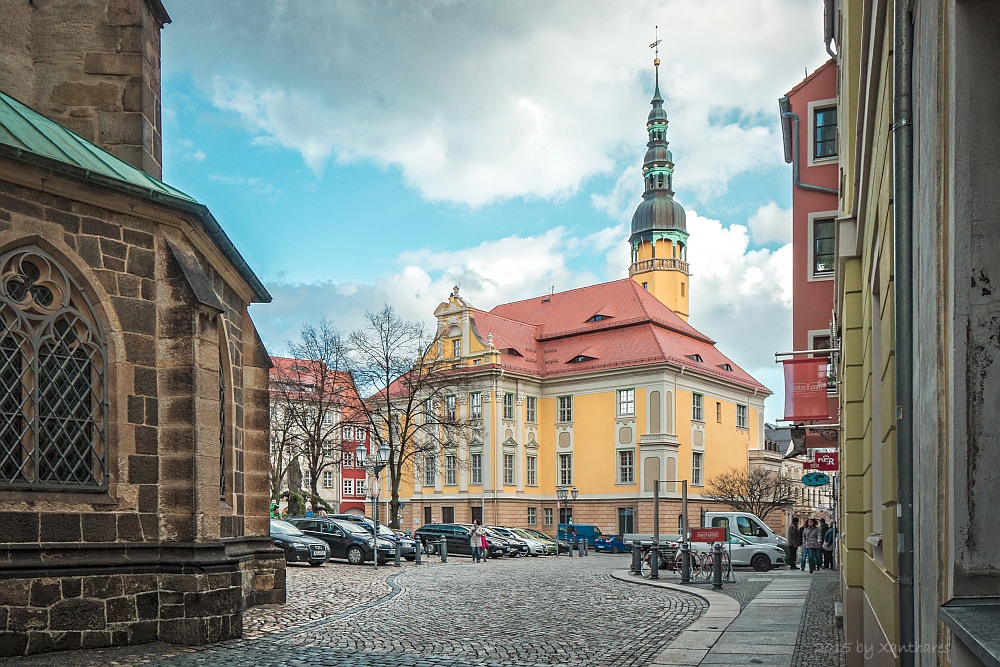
[272,319,352,508]
[268,399,296,505]
[703,467,798,522]
[347,305,476,529]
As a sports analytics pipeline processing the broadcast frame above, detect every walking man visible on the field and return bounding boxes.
[787,517,802,570]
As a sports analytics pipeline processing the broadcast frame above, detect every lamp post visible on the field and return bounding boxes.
[556,486,579,556]
[355,442,391,570]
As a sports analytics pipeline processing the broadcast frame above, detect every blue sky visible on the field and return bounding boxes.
[158,0,830,422]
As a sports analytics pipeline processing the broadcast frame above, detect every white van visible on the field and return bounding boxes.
[703,512,787,547]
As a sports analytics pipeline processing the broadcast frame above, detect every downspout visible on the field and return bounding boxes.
[779,99,839,196]
[892,1,915,661]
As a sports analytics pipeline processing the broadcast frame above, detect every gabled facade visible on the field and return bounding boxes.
[397,57,770,535]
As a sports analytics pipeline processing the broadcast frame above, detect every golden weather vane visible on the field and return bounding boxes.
[649,25,662,66]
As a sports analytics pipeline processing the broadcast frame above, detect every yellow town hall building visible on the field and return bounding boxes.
[397,62,770,536]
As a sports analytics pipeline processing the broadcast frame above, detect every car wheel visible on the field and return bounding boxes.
[347,546,366,565]
[611,545,619,554]
[751,554,771,572]
[309,561,323,567]
[405,556,416,562]
[425,541,437,555]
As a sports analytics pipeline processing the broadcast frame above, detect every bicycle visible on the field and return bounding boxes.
[640,545,700,579]
[695,546,732,581]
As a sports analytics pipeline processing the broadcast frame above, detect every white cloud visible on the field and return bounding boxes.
[252,208,791,421]
[164,0,827,208]
[208,173,278,197]
[748,201,792,245]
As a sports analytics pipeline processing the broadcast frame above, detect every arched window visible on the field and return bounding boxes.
[0,248,106,489]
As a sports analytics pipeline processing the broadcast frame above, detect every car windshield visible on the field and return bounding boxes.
[524,529,552,540]
[334,520,372,537]
[270,520,303,536]
[490,527,512,536]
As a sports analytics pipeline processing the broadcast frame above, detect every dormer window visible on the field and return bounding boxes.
[503,347,522,357]
[686,354,703,363]
[719,363,733,371]
[587,314,611,323]
[569,355,596,364]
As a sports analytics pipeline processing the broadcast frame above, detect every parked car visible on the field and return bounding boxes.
[331,514,417,561]
[415,523,510,558]
[688,533,788,571]
[287,517,396,565]
[593,534,629,553]
[521,528,571,554]
[508,528,556,555]
[703,512,787,547]
[485,526,529,556]
[270,519,329,566]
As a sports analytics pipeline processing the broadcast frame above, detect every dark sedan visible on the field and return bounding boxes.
[330,514,417,561]
[287,517,396,565]
[270,519,329,566]
[415,523,509,558]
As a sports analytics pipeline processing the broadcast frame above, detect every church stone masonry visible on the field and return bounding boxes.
[0,0,282,657]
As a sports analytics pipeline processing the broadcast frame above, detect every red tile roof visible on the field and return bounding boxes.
[472,279,768,392]
[269,356,368,422]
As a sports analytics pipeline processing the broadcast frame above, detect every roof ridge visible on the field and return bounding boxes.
[474,308,538,329]
[490,278,634,311]
[784,58,836,97]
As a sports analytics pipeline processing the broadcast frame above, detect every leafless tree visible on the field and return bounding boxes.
[268,399,297,504]
[703,467,798,522]
[347,305,477,529]
[272,319,352,507]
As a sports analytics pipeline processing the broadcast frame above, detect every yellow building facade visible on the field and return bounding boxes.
[396,59,770,537]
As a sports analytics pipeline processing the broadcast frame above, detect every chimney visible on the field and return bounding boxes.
[0,0,171,179]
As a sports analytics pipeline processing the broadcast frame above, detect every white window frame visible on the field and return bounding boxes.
[470,452,482,485]
[470,392,482,420]
[445,454,457,486]
[807,98,838,166]
[445,395,457,421]
[558,453,573,486]
[343,478,355,496]
[736,404,748,430]
[503,392,515,420]
[692,452,704,486]
[423,455,436,487]
[558,396,573,423]
[618,449,635,484]
[525,396,537,423]
[503,453,515,485]
[617,388,635,417]
[544,507,553,525]
[692,393,704,422]
[807,211,838,282]
[452,338,461,358]
[527,507,537,525]
[303,470,311,488]
[323,470,334,488]
[526,455,537,486]
[356,478,367,496]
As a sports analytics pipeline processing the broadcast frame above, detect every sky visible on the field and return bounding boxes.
[159,0,831,423]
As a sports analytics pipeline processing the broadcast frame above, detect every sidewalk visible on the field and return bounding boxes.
[613,568,836,666]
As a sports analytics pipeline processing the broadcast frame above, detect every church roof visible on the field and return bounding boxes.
[473,279,769,392]
[0,90,270,303]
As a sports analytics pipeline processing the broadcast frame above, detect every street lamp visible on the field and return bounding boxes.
[555,486,579,556]
[355,443,392,569]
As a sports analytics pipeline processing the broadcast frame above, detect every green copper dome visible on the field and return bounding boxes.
[630,64,687,242]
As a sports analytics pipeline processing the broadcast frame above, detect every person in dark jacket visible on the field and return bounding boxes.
[801,519,823,573]
[787,517,802,570]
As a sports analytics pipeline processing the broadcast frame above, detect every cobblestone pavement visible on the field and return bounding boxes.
[3,555,707,667]
[791,570,846,667]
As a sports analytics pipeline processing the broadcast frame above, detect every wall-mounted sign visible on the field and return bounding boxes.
[813,451,839,471]
[802,472,831,487]
[782,358,830,420]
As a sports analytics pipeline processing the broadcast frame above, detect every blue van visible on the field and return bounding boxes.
[558,523,603,548]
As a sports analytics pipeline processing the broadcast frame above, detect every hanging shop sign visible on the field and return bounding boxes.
[782,357,830,420]
[802,472,831,487]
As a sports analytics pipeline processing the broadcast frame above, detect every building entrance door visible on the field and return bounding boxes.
[471,506,483,524]
[423,506,432,525]
[618,507,636,535]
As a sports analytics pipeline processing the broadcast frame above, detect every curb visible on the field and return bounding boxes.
[611,570,741,665]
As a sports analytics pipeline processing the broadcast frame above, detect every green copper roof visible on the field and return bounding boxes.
[0,90,270,303]
[0,90,197,204]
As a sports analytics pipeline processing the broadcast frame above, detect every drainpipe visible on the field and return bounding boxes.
[893,1,915,661]
[779,98,839,196]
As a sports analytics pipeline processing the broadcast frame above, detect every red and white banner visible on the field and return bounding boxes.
[690,527,728,543]
[782,358,830,421]
[813,451,839,470]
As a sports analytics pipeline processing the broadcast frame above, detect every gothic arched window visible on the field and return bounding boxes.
[0,248,107,489]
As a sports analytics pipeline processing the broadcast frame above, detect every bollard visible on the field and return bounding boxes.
[440,537,448,562]
[584,539,590,556]
[394,541,401,567]
[712,542,723,590]
[650,541,659,579]
[681,542,691,584]
[415,538,422,565]
[631,541,642,575]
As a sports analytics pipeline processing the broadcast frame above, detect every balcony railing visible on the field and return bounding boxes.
[630,258,690,275]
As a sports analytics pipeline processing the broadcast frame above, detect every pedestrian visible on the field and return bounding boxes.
[480,526,490,563]
[470,520,485,563]
[801,518,823,573]
[822,521,836,569]
[305,504,314,517]
[317,508,327,518]
[787,517,802,569]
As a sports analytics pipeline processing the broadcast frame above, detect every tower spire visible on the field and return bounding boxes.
[628,28,690,320]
